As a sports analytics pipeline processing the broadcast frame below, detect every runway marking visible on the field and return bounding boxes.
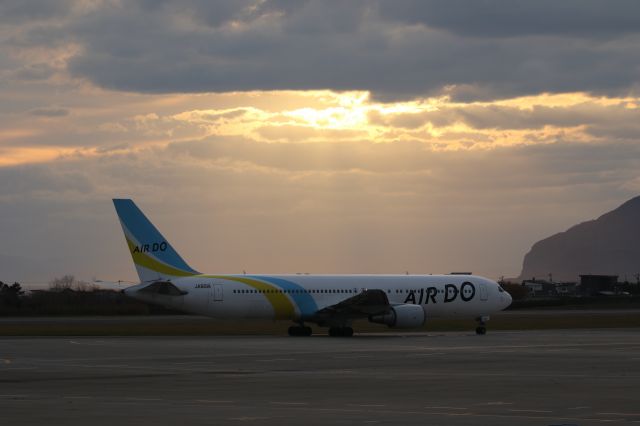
[281,405,624,423]
[174,362,216,365]
[333,355,373,359]
[1,367,37,371]
[314,369,356,375]
[94,364,132,368]
[399,342,640,352]
[407,371,595,379]
[67,340,111,346]
[424,406,468,410]
[599,412,640,416]
[270,401,308,405]
[257,358,295,362]
[126,397,163,401]
[228,417,269,421]
[405,353,446,357]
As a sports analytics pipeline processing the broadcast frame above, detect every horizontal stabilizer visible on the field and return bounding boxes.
[137,281,188,296]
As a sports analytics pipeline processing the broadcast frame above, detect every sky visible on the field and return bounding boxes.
[2,0,640,287]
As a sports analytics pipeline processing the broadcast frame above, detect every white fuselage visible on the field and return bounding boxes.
[125,274,512,322]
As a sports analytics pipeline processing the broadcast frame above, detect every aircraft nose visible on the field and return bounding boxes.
[504,291,513,307]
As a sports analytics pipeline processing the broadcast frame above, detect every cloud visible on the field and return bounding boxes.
[0,163,93,197]
[379,0,640,38]
[29,106,69,117]
[11,63,58,81]
[366,98,640,147]
[2,135,637,283]
[4,1,640,101]
[0,0,73,24]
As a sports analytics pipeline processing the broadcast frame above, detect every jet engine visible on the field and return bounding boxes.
[369,304,425,328]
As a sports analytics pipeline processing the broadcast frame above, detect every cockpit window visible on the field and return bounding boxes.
[498,285,505,293]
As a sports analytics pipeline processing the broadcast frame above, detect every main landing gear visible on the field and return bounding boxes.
[328,326,354,337]
[288,325,312,336]
[475,316,489,335]
[288,324,354,337]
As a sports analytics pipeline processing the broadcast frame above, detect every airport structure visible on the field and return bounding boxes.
[519,274,634,298]
[579,274,620,296]
[521,279,579,297]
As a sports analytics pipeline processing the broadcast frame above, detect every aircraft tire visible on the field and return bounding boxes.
[475,326,487,335]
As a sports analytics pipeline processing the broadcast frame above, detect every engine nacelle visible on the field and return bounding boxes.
[369,304,425,328]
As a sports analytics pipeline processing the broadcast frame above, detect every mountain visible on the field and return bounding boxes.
[518,196,640,282]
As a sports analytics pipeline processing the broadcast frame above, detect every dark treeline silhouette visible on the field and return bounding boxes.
[0,276,184,316]
[1,281,24,309]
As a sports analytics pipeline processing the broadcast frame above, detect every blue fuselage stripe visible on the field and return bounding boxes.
[247,275,319,318]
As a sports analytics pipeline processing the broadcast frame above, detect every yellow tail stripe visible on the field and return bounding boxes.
[207,275,295,320]
[126,238,196,278]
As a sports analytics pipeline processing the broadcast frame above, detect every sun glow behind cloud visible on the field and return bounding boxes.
[163,90,638,150]
[2,89,639,167]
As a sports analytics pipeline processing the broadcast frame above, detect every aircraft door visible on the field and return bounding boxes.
[213,284,223,302]
[479,283,488,301]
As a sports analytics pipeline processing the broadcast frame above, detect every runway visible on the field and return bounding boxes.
[2,329,640,425]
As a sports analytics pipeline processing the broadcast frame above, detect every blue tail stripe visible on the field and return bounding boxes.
[247,275,319,318]
[113,199,197,274]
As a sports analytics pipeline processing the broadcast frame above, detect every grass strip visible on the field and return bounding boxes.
[1,311,639,336]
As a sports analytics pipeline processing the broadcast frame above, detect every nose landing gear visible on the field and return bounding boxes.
[475,315,489,335]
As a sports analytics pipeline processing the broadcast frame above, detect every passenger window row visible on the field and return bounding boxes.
[233,289,470,294]
[231,288,462,295]
[232,289,356,294]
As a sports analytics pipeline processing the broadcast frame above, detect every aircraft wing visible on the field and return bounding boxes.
[313,289,391,321]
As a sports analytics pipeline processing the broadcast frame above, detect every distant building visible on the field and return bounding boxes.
[579,275,618,296]
[555,282,578,296]
[521,279,579,297]
[522,279,557,297]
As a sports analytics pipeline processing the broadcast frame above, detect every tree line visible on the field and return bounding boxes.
[0,275,182,316]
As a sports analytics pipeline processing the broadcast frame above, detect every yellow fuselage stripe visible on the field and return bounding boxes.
[205,275,296,320]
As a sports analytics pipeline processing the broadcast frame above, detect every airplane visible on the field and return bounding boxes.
[114,199,512,337]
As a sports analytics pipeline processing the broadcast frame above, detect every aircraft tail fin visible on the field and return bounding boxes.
[113,199,200,283]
